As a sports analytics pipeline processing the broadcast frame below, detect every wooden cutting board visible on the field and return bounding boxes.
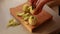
[10,2,52,32]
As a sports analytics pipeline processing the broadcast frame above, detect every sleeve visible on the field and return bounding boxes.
[54,0,60,5]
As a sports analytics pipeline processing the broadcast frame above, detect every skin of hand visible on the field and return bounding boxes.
[28,0,37,7]
[29,0,53,15]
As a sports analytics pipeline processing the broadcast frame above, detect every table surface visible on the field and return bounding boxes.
[0,0,60,34]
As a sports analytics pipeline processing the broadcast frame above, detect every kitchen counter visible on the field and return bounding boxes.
[0,0,60,34]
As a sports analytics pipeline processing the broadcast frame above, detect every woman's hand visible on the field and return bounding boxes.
[29,0,52,15]
[28,0,37,8]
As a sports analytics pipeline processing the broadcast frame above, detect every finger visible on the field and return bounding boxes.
[28,0,34,5]
[28,0,37,6]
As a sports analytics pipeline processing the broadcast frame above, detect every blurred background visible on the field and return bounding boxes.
[0,0,60,34]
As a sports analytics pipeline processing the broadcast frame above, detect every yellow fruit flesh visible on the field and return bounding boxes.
[17,4,37,26]
[17,12,25,16]
[23,4,30,13]
[7,19,20,27]
[28,16,37,26]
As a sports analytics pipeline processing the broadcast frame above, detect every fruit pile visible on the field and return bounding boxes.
[17,4,37,26]
[7,4,37,27]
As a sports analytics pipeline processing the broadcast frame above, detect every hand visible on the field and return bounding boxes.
[34,0,53,15]
[28,0,37,7]
[29,0,52,15]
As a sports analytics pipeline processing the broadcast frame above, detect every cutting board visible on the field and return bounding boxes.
[10,2,52,32]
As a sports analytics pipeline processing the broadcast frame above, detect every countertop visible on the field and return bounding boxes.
[0,0,60,34]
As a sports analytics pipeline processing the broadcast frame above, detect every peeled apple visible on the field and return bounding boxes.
[17,12,25,16]
[7,19,20,27]
[28,6,34,14]
[23,16,29,21]
[23,4,30,13]
[22,13,30,21]
[28,16,37,26]
[29,6,33,11]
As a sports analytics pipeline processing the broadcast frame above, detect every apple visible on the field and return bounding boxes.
[28,16,37,26]
[23,4,30,13]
